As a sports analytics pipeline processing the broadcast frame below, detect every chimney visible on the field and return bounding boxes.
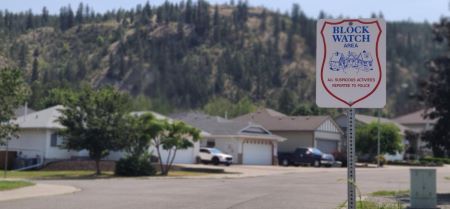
[24,102,28,122]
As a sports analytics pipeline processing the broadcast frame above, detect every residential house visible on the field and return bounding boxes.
[335,113,411,161]
[393,109,437,133]
[5,105,201,168]
[233,108,343,154]
[172,112,286,165]
[6,105,85,166]
[394,109,437,157]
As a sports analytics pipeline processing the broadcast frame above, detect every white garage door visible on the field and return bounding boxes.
[316,139,338,154]
[242,141,272,165]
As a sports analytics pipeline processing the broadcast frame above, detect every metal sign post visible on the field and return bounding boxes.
[377,109,381,168]
[347,108,356,209]
[3,139,8,178]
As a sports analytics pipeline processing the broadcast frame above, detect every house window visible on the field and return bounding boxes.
[50,133,64,147]
[206,139,215,148]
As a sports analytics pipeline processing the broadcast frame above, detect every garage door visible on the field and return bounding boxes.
[242,141,272,165]
[316,139,338,154]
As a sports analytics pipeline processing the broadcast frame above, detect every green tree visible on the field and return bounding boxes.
[115,113,160,177]
[153,120,200,175]
[57,86,131,175]
[418,18,450,157]
[356,122,403,158]
[0,68,29,144]
[123,113,159,158]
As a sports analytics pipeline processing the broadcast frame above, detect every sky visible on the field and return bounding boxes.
[0,0,448,23]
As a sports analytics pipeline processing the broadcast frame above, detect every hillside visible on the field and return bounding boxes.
[0,1,443,116]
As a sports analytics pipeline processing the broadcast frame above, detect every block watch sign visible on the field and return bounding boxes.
[316,19,386,108]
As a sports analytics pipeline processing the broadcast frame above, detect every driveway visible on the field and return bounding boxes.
[1,166,450,209]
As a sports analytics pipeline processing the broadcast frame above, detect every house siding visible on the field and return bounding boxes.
[45,130,72,160]
[201,137,241,164]
[7,129,47,162]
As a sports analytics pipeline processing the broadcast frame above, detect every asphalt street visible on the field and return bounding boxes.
[1,166,449,209]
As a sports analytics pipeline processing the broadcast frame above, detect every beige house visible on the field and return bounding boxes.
[172,112,286,165]
[394,109,437,157]
[234,108,343,154]
[394,109,437,133]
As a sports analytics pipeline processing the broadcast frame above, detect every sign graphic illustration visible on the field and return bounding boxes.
[316,19,386,108]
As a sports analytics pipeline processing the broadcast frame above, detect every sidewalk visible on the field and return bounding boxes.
[0,183,80,202]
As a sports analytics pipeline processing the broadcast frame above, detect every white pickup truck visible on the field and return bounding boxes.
[197,147,233,166]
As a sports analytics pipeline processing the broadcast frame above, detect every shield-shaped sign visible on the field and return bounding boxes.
[316,19,386,108]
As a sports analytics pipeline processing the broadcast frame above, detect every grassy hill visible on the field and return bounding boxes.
[0,1,443,116]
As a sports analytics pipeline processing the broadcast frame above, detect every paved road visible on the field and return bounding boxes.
[1,166,450,209]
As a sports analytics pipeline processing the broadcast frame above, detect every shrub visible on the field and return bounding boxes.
[420,157,450,164]
[387,160,443,167]
[115,155,156,176]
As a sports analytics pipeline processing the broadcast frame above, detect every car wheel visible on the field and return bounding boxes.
[212,157,220,165]
[281,159,289,166]
[313,160,321,167]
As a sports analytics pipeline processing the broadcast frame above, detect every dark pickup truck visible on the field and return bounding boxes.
[278,147,336,167]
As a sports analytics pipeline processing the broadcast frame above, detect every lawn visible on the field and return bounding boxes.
[357,200,404,209]
[0,180,34,191]
[1,170,114,180]
[0,170,223,179]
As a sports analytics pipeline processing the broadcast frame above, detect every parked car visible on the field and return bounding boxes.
[278,147,339,167]
[197,147,233,166]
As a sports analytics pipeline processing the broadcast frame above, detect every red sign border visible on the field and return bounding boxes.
[320,19,383,107]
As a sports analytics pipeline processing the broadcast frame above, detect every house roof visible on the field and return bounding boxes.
[171,112,285,141]
[233,108,334,132]
[354,114,411,135]
[13,105,64,129]
[393,109,438,125]
[14,106,35,117]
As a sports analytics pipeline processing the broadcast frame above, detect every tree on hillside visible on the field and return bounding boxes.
[418,18,450,157]
[0,68,29,144]
[356,122,403,159]
[57,86,131,175]
[277,89,295,115]
[290,103,339,117]
[203,96,256,118]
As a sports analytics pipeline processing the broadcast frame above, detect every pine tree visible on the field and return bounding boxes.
[25,9,34,30]
[212,5,221,43]
[42,7,49,25]
[18,43,28,70]
[75,3,84,24]
[31,58,39,82]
